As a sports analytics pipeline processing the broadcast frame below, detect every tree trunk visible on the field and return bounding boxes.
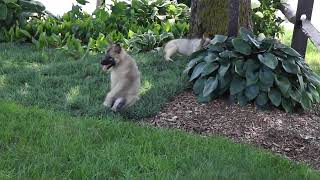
[189,0,253,38]
[96,0,105,9]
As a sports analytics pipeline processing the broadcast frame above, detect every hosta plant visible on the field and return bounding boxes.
[127,31,174,53]
[184,27,320,112]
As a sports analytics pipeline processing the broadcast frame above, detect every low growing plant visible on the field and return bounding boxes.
[184,28,320,112]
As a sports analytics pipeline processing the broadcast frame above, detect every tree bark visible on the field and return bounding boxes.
[189,0,253,38]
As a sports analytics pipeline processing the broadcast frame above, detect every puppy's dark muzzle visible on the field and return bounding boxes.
[101,56,116,71]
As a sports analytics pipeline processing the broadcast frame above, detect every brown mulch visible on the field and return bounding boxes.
[144,91,320,170]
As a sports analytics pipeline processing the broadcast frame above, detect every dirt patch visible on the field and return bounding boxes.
[145,91,320,170]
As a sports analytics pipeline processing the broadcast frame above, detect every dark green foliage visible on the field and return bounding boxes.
[185,28,320,112]
[252,0,284,37]
[177,0,191,7]
[0,0,46,42]
[1,0,190,56]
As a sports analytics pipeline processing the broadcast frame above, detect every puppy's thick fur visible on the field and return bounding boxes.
[164,36,211,61]
[101,43,141,111]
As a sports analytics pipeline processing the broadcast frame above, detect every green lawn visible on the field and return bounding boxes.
[0,43,188,120]
[0,102,319,179]
[1,34,320,178]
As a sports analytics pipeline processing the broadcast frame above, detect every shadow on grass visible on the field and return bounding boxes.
[0,43,189,120]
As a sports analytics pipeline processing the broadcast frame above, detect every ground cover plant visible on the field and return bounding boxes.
[0,101,319,179]
[185,28,320,112]
[0,43,188,119]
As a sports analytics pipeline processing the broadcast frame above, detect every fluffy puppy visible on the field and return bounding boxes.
[164,36,211,61]
[101,43,141,112]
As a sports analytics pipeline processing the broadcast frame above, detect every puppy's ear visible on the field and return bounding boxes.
[105,40,113,53]
[114,43,122,54]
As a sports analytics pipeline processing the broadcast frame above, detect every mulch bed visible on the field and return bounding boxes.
[144,91,320,170]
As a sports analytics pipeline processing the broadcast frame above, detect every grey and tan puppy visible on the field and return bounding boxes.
[164,36,211,61]
[101,43,141,112]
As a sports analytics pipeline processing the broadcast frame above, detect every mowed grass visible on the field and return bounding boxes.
[1,34,320,178]
[0,43,188,119]
[0,101,319,179]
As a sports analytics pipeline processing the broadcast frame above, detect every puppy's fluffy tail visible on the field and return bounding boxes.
[154,47,163,52]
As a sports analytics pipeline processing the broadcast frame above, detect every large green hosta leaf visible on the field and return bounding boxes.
[290,88,302,103]
[202,62,219,76]
[184,56,203,74]
[203,76,218,97]
[282,98,293,113]
[244,59,260,73]
[237,91,249,106]
[268,88,282,107]
[259,67,274,86]
[219,50,239,59]
[208,44,224,52]
[281,47,301,57]
[239,27,255,41]
[275,75,291,94]
[282,58,300,74]
[193,78,206,95]
[218,73,232,92]
[246,70,259,86]
[255,92,269,106]
[258,53,278,70]
[245,84,259,101]
[211,35,228,44]
[232,38,252,55]
[308,84,320,103]
[234,60,245,77]
[189,62,206,81]
[204,53,218,63]
[301,91,312,109]
[218,63,230,77]
[230,77,246,95]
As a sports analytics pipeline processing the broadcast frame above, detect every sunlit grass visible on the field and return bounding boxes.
[0,43,188,119]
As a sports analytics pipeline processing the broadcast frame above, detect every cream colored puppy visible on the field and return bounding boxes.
[101,43,141,112]
[164,36,211,61]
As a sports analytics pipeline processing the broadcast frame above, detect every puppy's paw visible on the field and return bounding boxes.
[103,101,112,108]
[165,58,174,62]
[111,98,126,112]
[111,106,118,112]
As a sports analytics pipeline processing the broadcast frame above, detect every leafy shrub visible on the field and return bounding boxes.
[0,0,46,41]
[185,28,320,112]
[252,0,284,37]
[0,0,190,57]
